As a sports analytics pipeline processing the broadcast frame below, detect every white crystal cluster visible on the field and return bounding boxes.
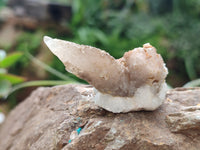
[44,36,168,113]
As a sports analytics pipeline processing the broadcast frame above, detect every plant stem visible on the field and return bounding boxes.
[25,51,76,81]
[9,80,77,95]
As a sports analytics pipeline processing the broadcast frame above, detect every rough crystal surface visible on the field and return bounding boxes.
[44,36,168,112]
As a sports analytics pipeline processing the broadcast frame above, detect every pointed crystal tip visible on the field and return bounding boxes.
[43,36,52,43]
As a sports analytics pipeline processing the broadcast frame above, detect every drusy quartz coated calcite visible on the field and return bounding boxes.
[44,36,168,113]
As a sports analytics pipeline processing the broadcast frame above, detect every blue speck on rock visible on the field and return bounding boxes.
[76,127,82,135]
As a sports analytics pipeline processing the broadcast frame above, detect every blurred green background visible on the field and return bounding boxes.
[0,0,200,112]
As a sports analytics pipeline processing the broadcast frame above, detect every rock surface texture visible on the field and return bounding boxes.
[0,85,200,150]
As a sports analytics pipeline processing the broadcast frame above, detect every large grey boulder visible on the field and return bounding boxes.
[0,84,200,150]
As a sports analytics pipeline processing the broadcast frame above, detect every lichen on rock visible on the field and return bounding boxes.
[44,36,168,112]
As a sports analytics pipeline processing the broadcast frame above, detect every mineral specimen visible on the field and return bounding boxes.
[44,36,168,113]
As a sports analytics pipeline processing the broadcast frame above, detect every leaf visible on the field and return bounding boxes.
[185,57,197,80]
[93,29,109,46]
[25,52,74,81]
[10,80,76,95]
[0,73,26,84]
[0,80,11,98]
[0,52,23,68]
[183,79,200,87]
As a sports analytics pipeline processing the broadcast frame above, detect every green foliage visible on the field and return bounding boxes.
[0,80,11,98]
[0,74,25,84]
[0,30,77,100]
[0,50,25,98]
[0,0,6,9]
[69,0,167,56]
[163,13,200,80]
[68,0,200,84]
[16,31,42,53]
[11,31,43,73]
[0,50,77,99]
[0,52,23,68]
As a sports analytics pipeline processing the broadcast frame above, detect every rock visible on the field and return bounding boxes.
[165,88,200,133]
[166,106,200,133]
[0,85,200,150]
[44,36,168,112]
